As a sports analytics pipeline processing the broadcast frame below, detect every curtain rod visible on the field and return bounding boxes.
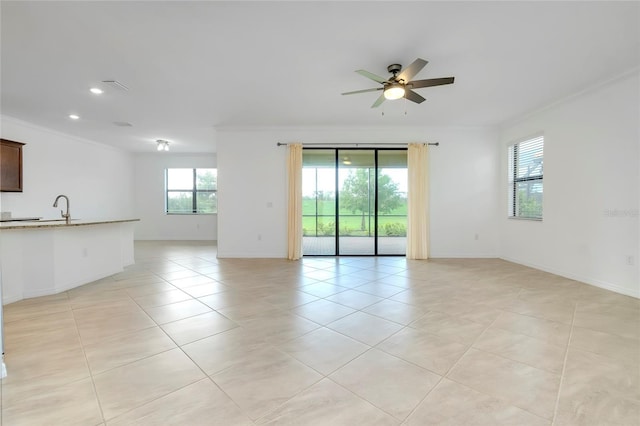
[276,142,439,147]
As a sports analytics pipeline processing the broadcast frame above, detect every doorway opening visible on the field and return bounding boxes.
[302,148,407,256]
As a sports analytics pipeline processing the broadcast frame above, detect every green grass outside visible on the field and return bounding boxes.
[303,214,406,236]
[303,198,407,216]
[302,197,408,236]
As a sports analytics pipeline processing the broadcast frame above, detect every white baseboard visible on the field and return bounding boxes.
[500,255,639,299]
[216,251,284,259]
[3,269,124,305]
[2,294,22,305]
[429,253,498,259]
[217,251,499,260]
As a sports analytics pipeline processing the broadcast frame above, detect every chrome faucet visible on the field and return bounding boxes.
[53,194,70,224]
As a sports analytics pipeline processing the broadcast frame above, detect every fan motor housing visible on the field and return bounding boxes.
[387,64,402,75]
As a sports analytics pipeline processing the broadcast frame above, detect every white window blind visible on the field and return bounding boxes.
[508,135,543,219]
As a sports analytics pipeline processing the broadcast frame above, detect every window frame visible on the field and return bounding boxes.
[165,168,217,215]
[508,135,544,221]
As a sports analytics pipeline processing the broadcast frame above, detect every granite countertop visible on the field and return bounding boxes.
[0,218,140,230]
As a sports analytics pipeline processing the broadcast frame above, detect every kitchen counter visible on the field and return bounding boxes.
[1,218,139,304]
[0,218,139,230]
[0,216,43,222]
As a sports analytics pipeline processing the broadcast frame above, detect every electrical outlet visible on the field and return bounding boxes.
[82,248,88,257]
[257,234,262,241]
[474,233,479,241]
[626,255,635,266]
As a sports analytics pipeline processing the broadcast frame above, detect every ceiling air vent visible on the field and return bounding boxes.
[113,121,133,127]
[101,80,129,91]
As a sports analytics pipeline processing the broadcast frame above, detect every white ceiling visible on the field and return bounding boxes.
[1,1,638,153]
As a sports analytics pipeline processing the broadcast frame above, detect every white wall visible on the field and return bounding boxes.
[0,116,134,219]
[498,72,640,297]
[430,129,500,257]
[216,126,499,258]
[133,153,217,240]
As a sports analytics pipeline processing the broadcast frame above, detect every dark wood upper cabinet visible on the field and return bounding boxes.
[1,139,25,192]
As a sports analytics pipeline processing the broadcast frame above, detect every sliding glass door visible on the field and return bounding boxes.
[302,150,337,255]
[377,150,408,255]
[302,148,407,256]
[338,150,375,254]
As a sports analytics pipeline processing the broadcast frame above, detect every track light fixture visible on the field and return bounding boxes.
[156,139,170,151]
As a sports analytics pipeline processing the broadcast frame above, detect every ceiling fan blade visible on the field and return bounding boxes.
[404,89,426,104]
[371,93,386,108]
[342,87,383,96]
[356,69,387,84]
[408,77,455,89]
[397,58,428,83]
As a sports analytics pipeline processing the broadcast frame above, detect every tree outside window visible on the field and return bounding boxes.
[166,168,217,214]
[340,168,403,234]
[509,136,543,219]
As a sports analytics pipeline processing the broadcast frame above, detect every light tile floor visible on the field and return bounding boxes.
[1,241,639,425]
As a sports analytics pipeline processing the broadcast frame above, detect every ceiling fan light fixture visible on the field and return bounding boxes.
[343,58,455,108]
[384,83,405,100]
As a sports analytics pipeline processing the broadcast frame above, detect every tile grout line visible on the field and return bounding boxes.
[68,292,108,424]
[210,342,327,425]
[550,301,578,425]
[105,257,256,423]
[326,373,405,424]
[156,259,319,424]
[398,311,501,424]
[5,244,636,425]
[222,264,407,424]
[343,345,445,424]
[76,270,207,421]
[431,287,562,423]
[251,375,327,425]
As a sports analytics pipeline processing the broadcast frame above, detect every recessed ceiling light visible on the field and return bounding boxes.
[69,114,80,120]
[90,87,103,95]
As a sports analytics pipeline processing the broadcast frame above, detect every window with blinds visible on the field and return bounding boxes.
[508,135,543,219]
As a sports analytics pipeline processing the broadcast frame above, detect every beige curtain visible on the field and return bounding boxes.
[287,143,303,260]
[406,143,430,259]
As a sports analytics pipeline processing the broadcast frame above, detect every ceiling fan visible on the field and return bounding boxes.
[341,58,454,108]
